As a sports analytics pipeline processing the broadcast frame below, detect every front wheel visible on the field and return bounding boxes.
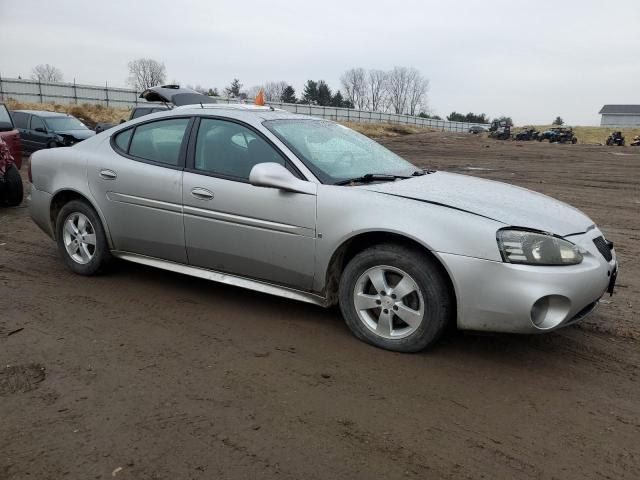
[55,200,111,275]
[338,244,453,352]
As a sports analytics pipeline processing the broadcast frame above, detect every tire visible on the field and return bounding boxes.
[338,243,453,353]
[47,141,59,149]
[0,164,24,207]
[55,199,111,275]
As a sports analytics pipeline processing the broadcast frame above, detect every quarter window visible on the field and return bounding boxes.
[127,118,189,166]
[194,118,285,180]
[114,128,133,151]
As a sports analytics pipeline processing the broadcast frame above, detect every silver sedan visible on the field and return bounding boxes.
[28,105,618,352]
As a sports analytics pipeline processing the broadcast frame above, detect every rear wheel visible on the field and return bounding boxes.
[0,164,24,207]
[338,244,453,352]
[55,200,111,275]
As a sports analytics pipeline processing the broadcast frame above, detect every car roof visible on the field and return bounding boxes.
[172,103,315,121]
[134,103,170,109]
[13,110,73,118]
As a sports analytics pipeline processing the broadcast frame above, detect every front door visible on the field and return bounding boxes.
[28,115,51,150]
[182,117,317,290]
[87,117,192,263]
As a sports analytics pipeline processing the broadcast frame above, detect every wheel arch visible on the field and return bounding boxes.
[322,230,458,314]
[49,188,113,248]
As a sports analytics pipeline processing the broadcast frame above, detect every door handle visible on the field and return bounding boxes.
[191,187,214,200]
[99,169,117,180]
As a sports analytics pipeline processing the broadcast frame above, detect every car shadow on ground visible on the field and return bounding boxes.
[106,258,621,368]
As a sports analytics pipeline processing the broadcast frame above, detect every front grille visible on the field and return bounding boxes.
[593,236,613,262]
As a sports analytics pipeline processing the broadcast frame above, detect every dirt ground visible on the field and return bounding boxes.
[1,133,639,480]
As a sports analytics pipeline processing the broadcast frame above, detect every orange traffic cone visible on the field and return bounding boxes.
[255,89,265,106]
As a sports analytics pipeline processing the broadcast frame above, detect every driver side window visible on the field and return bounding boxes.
[194,119,286,181]
[30,115,45,131]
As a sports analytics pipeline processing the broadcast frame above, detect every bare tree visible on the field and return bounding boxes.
[31,64,63,82]
[367,69,387,112]
[127,58,167,91]
[385,66,411,114]
[407,70,429,116]
[340,68,368,109]
[263,81,288,102]
[385,66,428,115]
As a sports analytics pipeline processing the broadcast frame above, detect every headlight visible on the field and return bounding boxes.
[497,229,583,266]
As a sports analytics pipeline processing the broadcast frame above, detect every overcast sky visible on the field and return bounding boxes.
[1,0,638,125]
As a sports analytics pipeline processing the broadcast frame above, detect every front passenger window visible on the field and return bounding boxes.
[128,118,189,166]
[194,119,285,180]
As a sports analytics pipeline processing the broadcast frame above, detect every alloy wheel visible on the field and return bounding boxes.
[62,212,97,265]
[353,265,425,339]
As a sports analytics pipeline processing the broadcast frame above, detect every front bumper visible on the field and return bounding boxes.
[437,229,617,333]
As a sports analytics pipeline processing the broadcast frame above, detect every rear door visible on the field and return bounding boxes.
[12,113,33,151]
[182,117,317,290]
[87,117,193,263]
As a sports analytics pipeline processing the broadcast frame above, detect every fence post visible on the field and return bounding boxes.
[0,73,3,101]
[38,79,43,103]
[73,78,78,104]
[105,82,109,107]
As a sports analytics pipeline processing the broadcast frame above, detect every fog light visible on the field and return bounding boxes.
[530,295,571,329]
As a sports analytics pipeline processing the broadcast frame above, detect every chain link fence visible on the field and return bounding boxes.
[0,77,487,133]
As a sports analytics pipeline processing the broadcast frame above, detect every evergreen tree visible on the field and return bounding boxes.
[280,85,297,103]
[331,91,345,107]
[225,78,243,98]
[553,116,564,125]
[301,80,318,104]
[316,80,333,106]
[208,88,219,97]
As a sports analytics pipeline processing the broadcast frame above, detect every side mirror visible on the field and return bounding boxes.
[249,163,316,195]
[35,127,47,133]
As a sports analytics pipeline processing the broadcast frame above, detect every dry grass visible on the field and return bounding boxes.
[515,125,640,145]
[340,122,434,138]
[4,98,130,128]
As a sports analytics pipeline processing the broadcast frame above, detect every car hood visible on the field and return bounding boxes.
[360,171,594,237]
[56,129,96,140]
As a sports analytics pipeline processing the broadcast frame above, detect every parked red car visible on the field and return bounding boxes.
[0,102,22,169]
[0,102,23,206]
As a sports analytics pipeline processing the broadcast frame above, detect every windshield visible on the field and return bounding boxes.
[264,119,420,184]
[44,116,88,131]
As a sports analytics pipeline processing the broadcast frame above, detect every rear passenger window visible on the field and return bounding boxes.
[114,128,132,151]
[128,118,189,166]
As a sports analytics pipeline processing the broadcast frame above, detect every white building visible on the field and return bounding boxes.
[599,105,640,127]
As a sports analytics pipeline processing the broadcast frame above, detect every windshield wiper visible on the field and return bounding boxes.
[334,173,411,186]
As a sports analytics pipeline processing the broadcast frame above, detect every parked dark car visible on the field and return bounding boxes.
[11,110,95,153]
[0,103,22,169]
[468,125,488,134]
